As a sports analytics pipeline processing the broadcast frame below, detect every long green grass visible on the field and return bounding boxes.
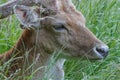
[0,0,120,80]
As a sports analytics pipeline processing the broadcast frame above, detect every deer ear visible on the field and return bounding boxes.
[13,5,40,28]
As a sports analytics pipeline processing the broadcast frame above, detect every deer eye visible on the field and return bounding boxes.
[53,23,67,32]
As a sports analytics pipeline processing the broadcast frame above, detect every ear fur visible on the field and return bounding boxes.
[13,5,64,29]
[13,5,40,29]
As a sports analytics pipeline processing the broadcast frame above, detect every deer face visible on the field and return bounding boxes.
[13,0,109,60]
[47,12,109,59]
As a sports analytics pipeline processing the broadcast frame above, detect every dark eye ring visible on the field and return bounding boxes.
[53,23,67,31]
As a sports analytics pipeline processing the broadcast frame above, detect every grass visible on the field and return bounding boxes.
[0,0,120,80]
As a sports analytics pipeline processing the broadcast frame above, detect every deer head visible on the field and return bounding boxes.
[12,0,109,60]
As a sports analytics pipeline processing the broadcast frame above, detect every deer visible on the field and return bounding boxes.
[0,0,109,80]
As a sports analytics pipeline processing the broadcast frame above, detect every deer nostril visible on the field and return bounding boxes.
[96,48,106,53]
[96,46,109,57]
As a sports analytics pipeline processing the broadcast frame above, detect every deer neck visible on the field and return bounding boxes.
[24,29,65,79]
[1,29,65,79]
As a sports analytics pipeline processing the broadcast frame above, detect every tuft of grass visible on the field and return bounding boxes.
[0,16,21,53]
[0,0,120,80]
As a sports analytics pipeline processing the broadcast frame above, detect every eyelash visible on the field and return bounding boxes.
[54,24,65,30]
[53,24,67,31]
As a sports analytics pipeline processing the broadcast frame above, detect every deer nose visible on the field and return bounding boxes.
[94,45,109,58]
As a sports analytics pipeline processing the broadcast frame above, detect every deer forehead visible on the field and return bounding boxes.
[53,12,86,28]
